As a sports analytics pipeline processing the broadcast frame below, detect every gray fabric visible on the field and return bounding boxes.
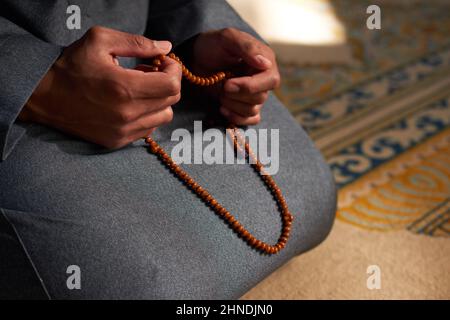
[0,0,337,299]
[0,93,336,299]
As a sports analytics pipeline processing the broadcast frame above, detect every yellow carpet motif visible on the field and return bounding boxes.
[338,129,450,236]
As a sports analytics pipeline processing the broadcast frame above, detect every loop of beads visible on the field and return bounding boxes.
[144,53,294,255]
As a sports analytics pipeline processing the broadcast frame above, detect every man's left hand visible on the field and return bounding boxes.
[191,28,281,125]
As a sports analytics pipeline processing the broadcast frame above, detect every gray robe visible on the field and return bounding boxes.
[0,0,336,299]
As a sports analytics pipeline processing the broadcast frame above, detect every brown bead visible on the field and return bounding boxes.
[222,213,232,222]
[231,220,240,228]
[261,243,268,252]
[282,232,290,239]
[218,207,227,216]
[149,145,160,153]
[191,184,200,191]
[255,241,264,250]
[227,215,236,224]
[248,238,257,246]
[254,162,263,171]
[172,165,181,173]
[185,179,195,187]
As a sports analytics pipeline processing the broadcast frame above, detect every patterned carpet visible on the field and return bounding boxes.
[243,0,450,299]
[283,0,450,237]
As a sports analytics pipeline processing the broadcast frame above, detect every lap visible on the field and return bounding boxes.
[0,94,336,299]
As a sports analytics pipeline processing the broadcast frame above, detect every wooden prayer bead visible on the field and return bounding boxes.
[143,53,294,255]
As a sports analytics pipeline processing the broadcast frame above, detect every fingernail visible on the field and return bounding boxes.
[154,40,172,51]
[220,107,230,117]
[255,54,272,67]
[225,82,240,93]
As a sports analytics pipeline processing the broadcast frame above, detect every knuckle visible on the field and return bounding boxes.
[220,27,237,39]
[86,26,106,41]
[245,82,257,94]
[167,77,181,96]
[272,73,281,88]
[109,81,132,101]
[114,108,135,124]
[243,41,254,52]
[170,93,181,105]
[248,105,261,116]
[254,92,268,104]
[130,35,148,49]
[250,115,261,125]
[162,107,174,124]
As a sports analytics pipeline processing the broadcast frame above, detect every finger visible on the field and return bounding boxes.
[119,93,180,122]
[123,107,174,137]
[220,107,261,126]
[111,58,182,99]
[224,70,280,95]
[139,128,156,139]
[88,26,173,58]
[223,90,269,105]
[134,64,157,72]
[221,97,262,117]
[220,28,272,70]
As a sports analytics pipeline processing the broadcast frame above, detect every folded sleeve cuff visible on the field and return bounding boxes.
[0,34,62,161]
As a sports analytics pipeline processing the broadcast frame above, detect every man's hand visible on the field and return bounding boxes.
[191,28,280,125]
[19,26,181,149]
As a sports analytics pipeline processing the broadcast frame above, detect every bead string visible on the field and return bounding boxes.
[144,53,294,255]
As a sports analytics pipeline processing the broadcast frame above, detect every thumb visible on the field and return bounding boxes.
[91,27,172,58]
[233,43,271,70]
[221,30,272,71]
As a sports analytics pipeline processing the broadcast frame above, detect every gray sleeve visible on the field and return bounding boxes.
[146,0,262,46]
[0,16,62,161]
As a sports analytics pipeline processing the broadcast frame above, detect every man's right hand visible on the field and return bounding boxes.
[19,26,181,149]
